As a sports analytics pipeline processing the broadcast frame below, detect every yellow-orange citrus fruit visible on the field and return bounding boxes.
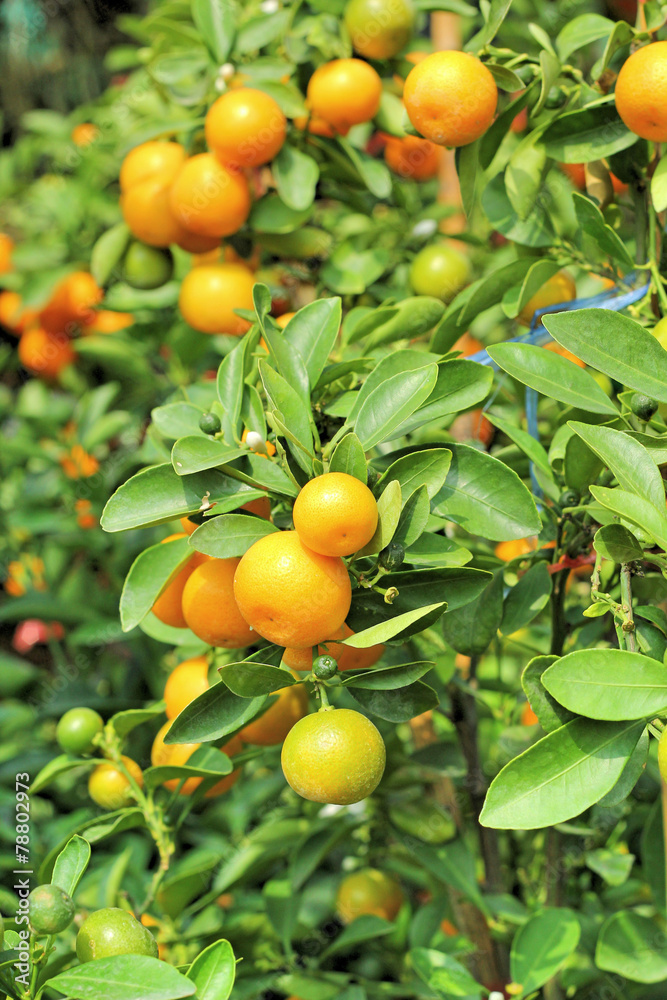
[0,291,38,335]
[409,244,470,302]
[544,341,585,368]
[72,123,99,147]
[275,311,295,329]
[182,557,255,648]
[152,534,208,629]
[294,113,337,138]
[336,624,385,671]
[40,271,102,333]
[179,263,255,335]
[180,516,199,535]
[384,134,440,180]
[175,229,221,254]
[452,332,483,357]
[242,496,272,519]
[88,756,143,810]
[240,671,308,745]
[336,869,404,923]
[206,88,287,168]
[518,271,576,326]
[345,0,414,60]
[0,233,14,272]
[403,51,497,147]
[169,153,251,238]
[521,702,539,726]
[293,472,378,557]
[306,59,382,135]
[281,708,386,804]
[121,176,184,248]
[86,310,134,335]
[282,625,348,671]
[119,141,186,192]
[234,530,352,647]
[449,408,494,447]
[164,656,210,720]
[615,42,667,142]
[494,537,536,561]
[18,327,75,379]
[151,720,242,796]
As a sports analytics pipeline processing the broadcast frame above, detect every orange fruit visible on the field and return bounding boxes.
[294,113,337,138]
[449,409,494,447]
[521,702,539,726]
[403,51,497,147]
[345,0,414,60]
[384,134,440,180]
[281,708,386,804]
[206,88,287,168]
[615,42,667,142]
[72,123,99,147]
[87,310,134,335]
[152,534,209,629]
[40,271,102,333]
[336,869,404,923]
[88,756,143,810]
[559,162,586,189]
[121,176,185,248]
[18,327,75,379]
[293,472,378,557]
[518,270,576,326]
[494,538,536,562]
[151,720,242,796]
[242,496,272,519]
[306,59,382,135]
[175,229,221,254]
[181,558,255,648]
[282,624,348,671]
[0,233,14,273]
[275,311,295,329]
[0,291,37,335]
[452,332,483,357]
[119,141,186,192]
[234,531,352,647]
[336,624,385,671]
[179,516,199,536]
[240,670,308,745]
[544,341,585,368]
[178,263,255,335]
[169,153,251,238]
[164,656,210,720]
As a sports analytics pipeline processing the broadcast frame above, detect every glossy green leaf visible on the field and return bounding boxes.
[44,955,195,1000]
[152,403,204,441]
[171,438,246,476]
[120,535,191,632]
[506,129,548,221]
[543,648,667,720]
[91,223,131,287]
[349,297,445,349]
[501,561,552,635]
[330,433,367,482]
[167,679,266,744]
[406,533,472,567]
[572,193,635,270]
[564,432,604,493]
[510,908,581,995]
[393,485,430,548]
[144,747,233,789]
[281,298,342,388]
[433,444,541,541]
[480,718,643,829]
[192,0,235,61]
[221,663,295,697]
[542,101,635,162]
[556,13,614,60]
[521,655,574,733]
[262,324,311,404]
[390,360,493,438]
[217,335,251,442]
[186,939,235,1000]
[590,486,667,550]
[651,156,667,212]
[355,365,438,449]
[486,412,552,476]
[51,836,91,897]
[110,706,164,739]
[488,343,617,414]
[357,479,402,556]
[250,194,311,235]
[344,603,446,647]
[259,360,314,472]
[442,571,504,656]
[502,258,562,320]
[586,847,635,886]
[273,144,319,212]
[189,513,278,558]
[376,448,452,502]
[343,661,433,690]
[350,679,438,722]
[594,523,644,564]
[596,912,667,983]
[349,349,440,422]
[569,421,665,508]
[411,947,482,997]
[598,728,649,807]
[31,754,98,794]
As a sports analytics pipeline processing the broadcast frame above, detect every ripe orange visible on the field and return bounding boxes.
[151,720,242,796]
[169,154,251,238]
[293,472,378,557]
[164,656,210,720]
[615,42,667,142]
[40,271,102,333]
[119,141,186,192]
[282,625,348,671]
[71,123,99,147]
[384,134,440,180]
[294,113,337,138]
[336,869,404,923]
[234,531,352,647]
[178,263,255,335]
[88,756,143,810]
[306,59,383,135]
[452,332,483,357]
[240,670,308,745]
[121,176,185,248]
[0,291,37,335]
[281,708,386,804]
[86,310,134,335]
[559,162,586,190]
[175,229,221,255]
[521,702,538,726]
[18,327,75,379]
[182,558,255,648]
[179,516,198,536]
[494,538,536,561]
[345,0,414,60]
[336,625,385,671]
[206,88,287,168]
[0,233,14,272]
[275,311,295,329]
[518,270,576,326]
[241,496,272,519]
[152,534,209,629]
[449,409,494,446]
[544,341,585,368]
[403,51,497,147]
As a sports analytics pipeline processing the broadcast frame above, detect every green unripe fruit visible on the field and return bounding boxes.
[409,245,471,304]
[379,541,405,571]
[76,908,158,962]
[558,489,580,509]
[630,393,658,421]
[123,242,173,290]
[199,412,222,435]
[344,0,414,60]
[313,655,338,680]
[28,884,75,935]
[56,707,104,755]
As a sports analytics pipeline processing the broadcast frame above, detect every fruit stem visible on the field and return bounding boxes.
[619,563,636,652]
[315,683,332,709]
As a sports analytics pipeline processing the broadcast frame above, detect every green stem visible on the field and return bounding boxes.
[619,564,636,652]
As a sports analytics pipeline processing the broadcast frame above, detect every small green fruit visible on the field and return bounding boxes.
[76,907,158,962]
[123,242,173,290]
[379,541,405,571]
[630,393,658,421]
[558,489,580,509]
[313,655,338,680]
[56,708,103,755]
[28,884,75,935]
[199,412,222,435]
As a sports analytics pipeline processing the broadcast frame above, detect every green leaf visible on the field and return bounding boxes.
[467,0,512,47]
[31,755,98,794]
[488,343,618,415]
[543,648,667,720]
[91,223,131,287]
[456,139,480,217]
[283,297,342,387]
[350,680,438,722]
[349,349,439,421]
[192,0,235,61]
[236,10,290,53]
[564,432,604,494]
[356,479,402,557]
[44,955,195,1000]
[330,433,367,482]
[542,100,636,162]
[590,486,667,550]
[376,448,452,502]
[144,748,233,789]
[259,360,314,472]
[171,438,247,476]
[273,144,319,212]
[505,129,548,221]
[500,562,552,636]
[349,297,445,350]
[322,916,394,959]
[250,194,311,234]
[217,336,251,442]
[502,258,562,320]
[433,444,541,541]
[486,412,552,477]
[651,156,667,213]
[189,513,278,558]
[594,523,644,563]
[480,718,644,829]
[598,728,649,807]
[482,171,555,247]
[263,324,310,405]
[186,939,235,1000]
[521,655,574,733]
[120,535,192,632]
[556,13,614,60]
[109,706,164,739]
[221,662,295,697]
[102,465,262,532]
[411,947,483,997]
[569,421,665,508]
[344,603,447,647]
[596,912,667,983]
[406,839,487,912]
[586,848,635,886]
[390,360,493,439]
[343,661,433,690]
[152,403,204,441]
[51,836,91,897]
[442,571,504,657]
[545,309,667,403]
[167,679,266,744]
[104,281,180,311]
[393,485,430,548]
[572,193,635,271]
[510,908,581,995]
[336,138,392,198]
[354,365,438,449]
